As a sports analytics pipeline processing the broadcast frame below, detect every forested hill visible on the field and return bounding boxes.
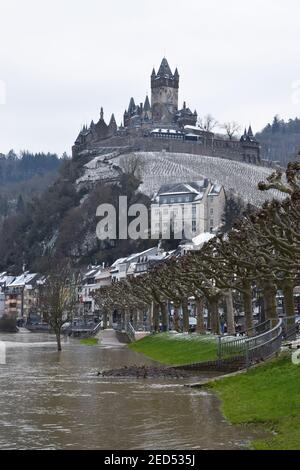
[256,115,300,166]
[0,150,62,185]
[0,150,64,219]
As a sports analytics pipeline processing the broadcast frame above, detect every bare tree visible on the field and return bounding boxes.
[39,263,79,351]
[198,114,218,133]
[223,121,241,140]
[119,154,145,179]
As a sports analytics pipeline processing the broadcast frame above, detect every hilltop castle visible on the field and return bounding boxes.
[73,58,260,165]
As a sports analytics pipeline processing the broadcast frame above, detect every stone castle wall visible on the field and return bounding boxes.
[73,134,260,164]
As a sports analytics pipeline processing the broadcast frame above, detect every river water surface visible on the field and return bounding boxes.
[0,330,258,450]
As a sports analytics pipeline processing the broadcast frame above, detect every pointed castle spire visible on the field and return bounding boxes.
[144,95,151,111]
[157,57,173,78]
[128,97,136,115]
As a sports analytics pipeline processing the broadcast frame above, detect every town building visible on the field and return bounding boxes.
[4,272,42,323]
[110,246,167,282]
[151,180,226,240]
[0,272,15,318]
[79,267,112,321]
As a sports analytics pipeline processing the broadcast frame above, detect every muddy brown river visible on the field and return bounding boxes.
[0,330,259,450]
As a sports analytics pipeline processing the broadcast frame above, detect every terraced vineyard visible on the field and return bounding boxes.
[125,152,283,206]
[78,150,283,206]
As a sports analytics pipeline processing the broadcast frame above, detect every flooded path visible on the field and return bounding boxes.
[0,331,259,449]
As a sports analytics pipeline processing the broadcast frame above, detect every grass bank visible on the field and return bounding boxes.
[80,338,99,346]
[209,355,300,450]
[129,332,218,365]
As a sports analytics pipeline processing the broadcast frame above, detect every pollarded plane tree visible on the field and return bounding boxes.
[193,238,239,336]
[206,226,264,332]
[94,279,149,328]
[249,162,300,322]
[176,249,224,335]
[140,265,180,333]
[149,257,196,333]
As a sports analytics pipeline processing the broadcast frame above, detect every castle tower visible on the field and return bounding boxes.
[151,58,179,123]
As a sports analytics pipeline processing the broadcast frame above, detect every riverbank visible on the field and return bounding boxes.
[208,354,300,450]
[129,332,218,365]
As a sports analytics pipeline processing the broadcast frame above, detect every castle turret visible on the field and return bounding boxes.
[151,58,179,123]
[109,113,117,135]
[128,97,136,116]
[248,125,254,138]
[240,125,260,164]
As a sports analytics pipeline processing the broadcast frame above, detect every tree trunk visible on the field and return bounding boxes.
[242,282,254,335]
[195,298,205,334]
[182,298,189,333]
[282,280,295,334]
[152,302,160,333]
[224,290,235,336]
[137,309,144,330]
[208,296,220,335]
[55,328,62,352]
[103,311,108,329]
[282,281,295,318]
[160,302,169,332]
[262,282,278,323]
[132,309,138,330]
[173,305,180,332]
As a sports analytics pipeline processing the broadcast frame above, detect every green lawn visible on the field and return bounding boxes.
[210,354,300,450]
[129,332,218,365]
[80,338,99,346]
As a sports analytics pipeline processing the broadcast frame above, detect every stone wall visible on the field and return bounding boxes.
[73,134,260,165]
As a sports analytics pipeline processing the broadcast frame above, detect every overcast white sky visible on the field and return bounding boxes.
[0,0,299,155]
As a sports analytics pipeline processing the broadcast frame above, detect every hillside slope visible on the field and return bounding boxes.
[78,151,282,207]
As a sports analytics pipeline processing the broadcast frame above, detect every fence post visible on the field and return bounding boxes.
[245,341,250,370]
[217,336,222,361]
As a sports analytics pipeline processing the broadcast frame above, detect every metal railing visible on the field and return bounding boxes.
[218,319,283,368]
[243,319,272,337]
[86,321,103,338]
[113,320,136,342]
[125,322,136,343]
[281,316,299,341]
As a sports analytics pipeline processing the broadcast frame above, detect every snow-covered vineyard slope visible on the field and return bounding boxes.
[127,152,283,206]
[77,151,283,207]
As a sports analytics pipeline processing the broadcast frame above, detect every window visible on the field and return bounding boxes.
[210,208,214,215]
[162,198,167,204]
[192,204,197,217]
[185,196,190,202]
[210,219,214,227]
[170,197,175,203]
[192,220,197,231]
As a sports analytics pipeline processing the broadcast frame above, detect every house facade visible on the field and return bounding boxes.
[151,180,226,240]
